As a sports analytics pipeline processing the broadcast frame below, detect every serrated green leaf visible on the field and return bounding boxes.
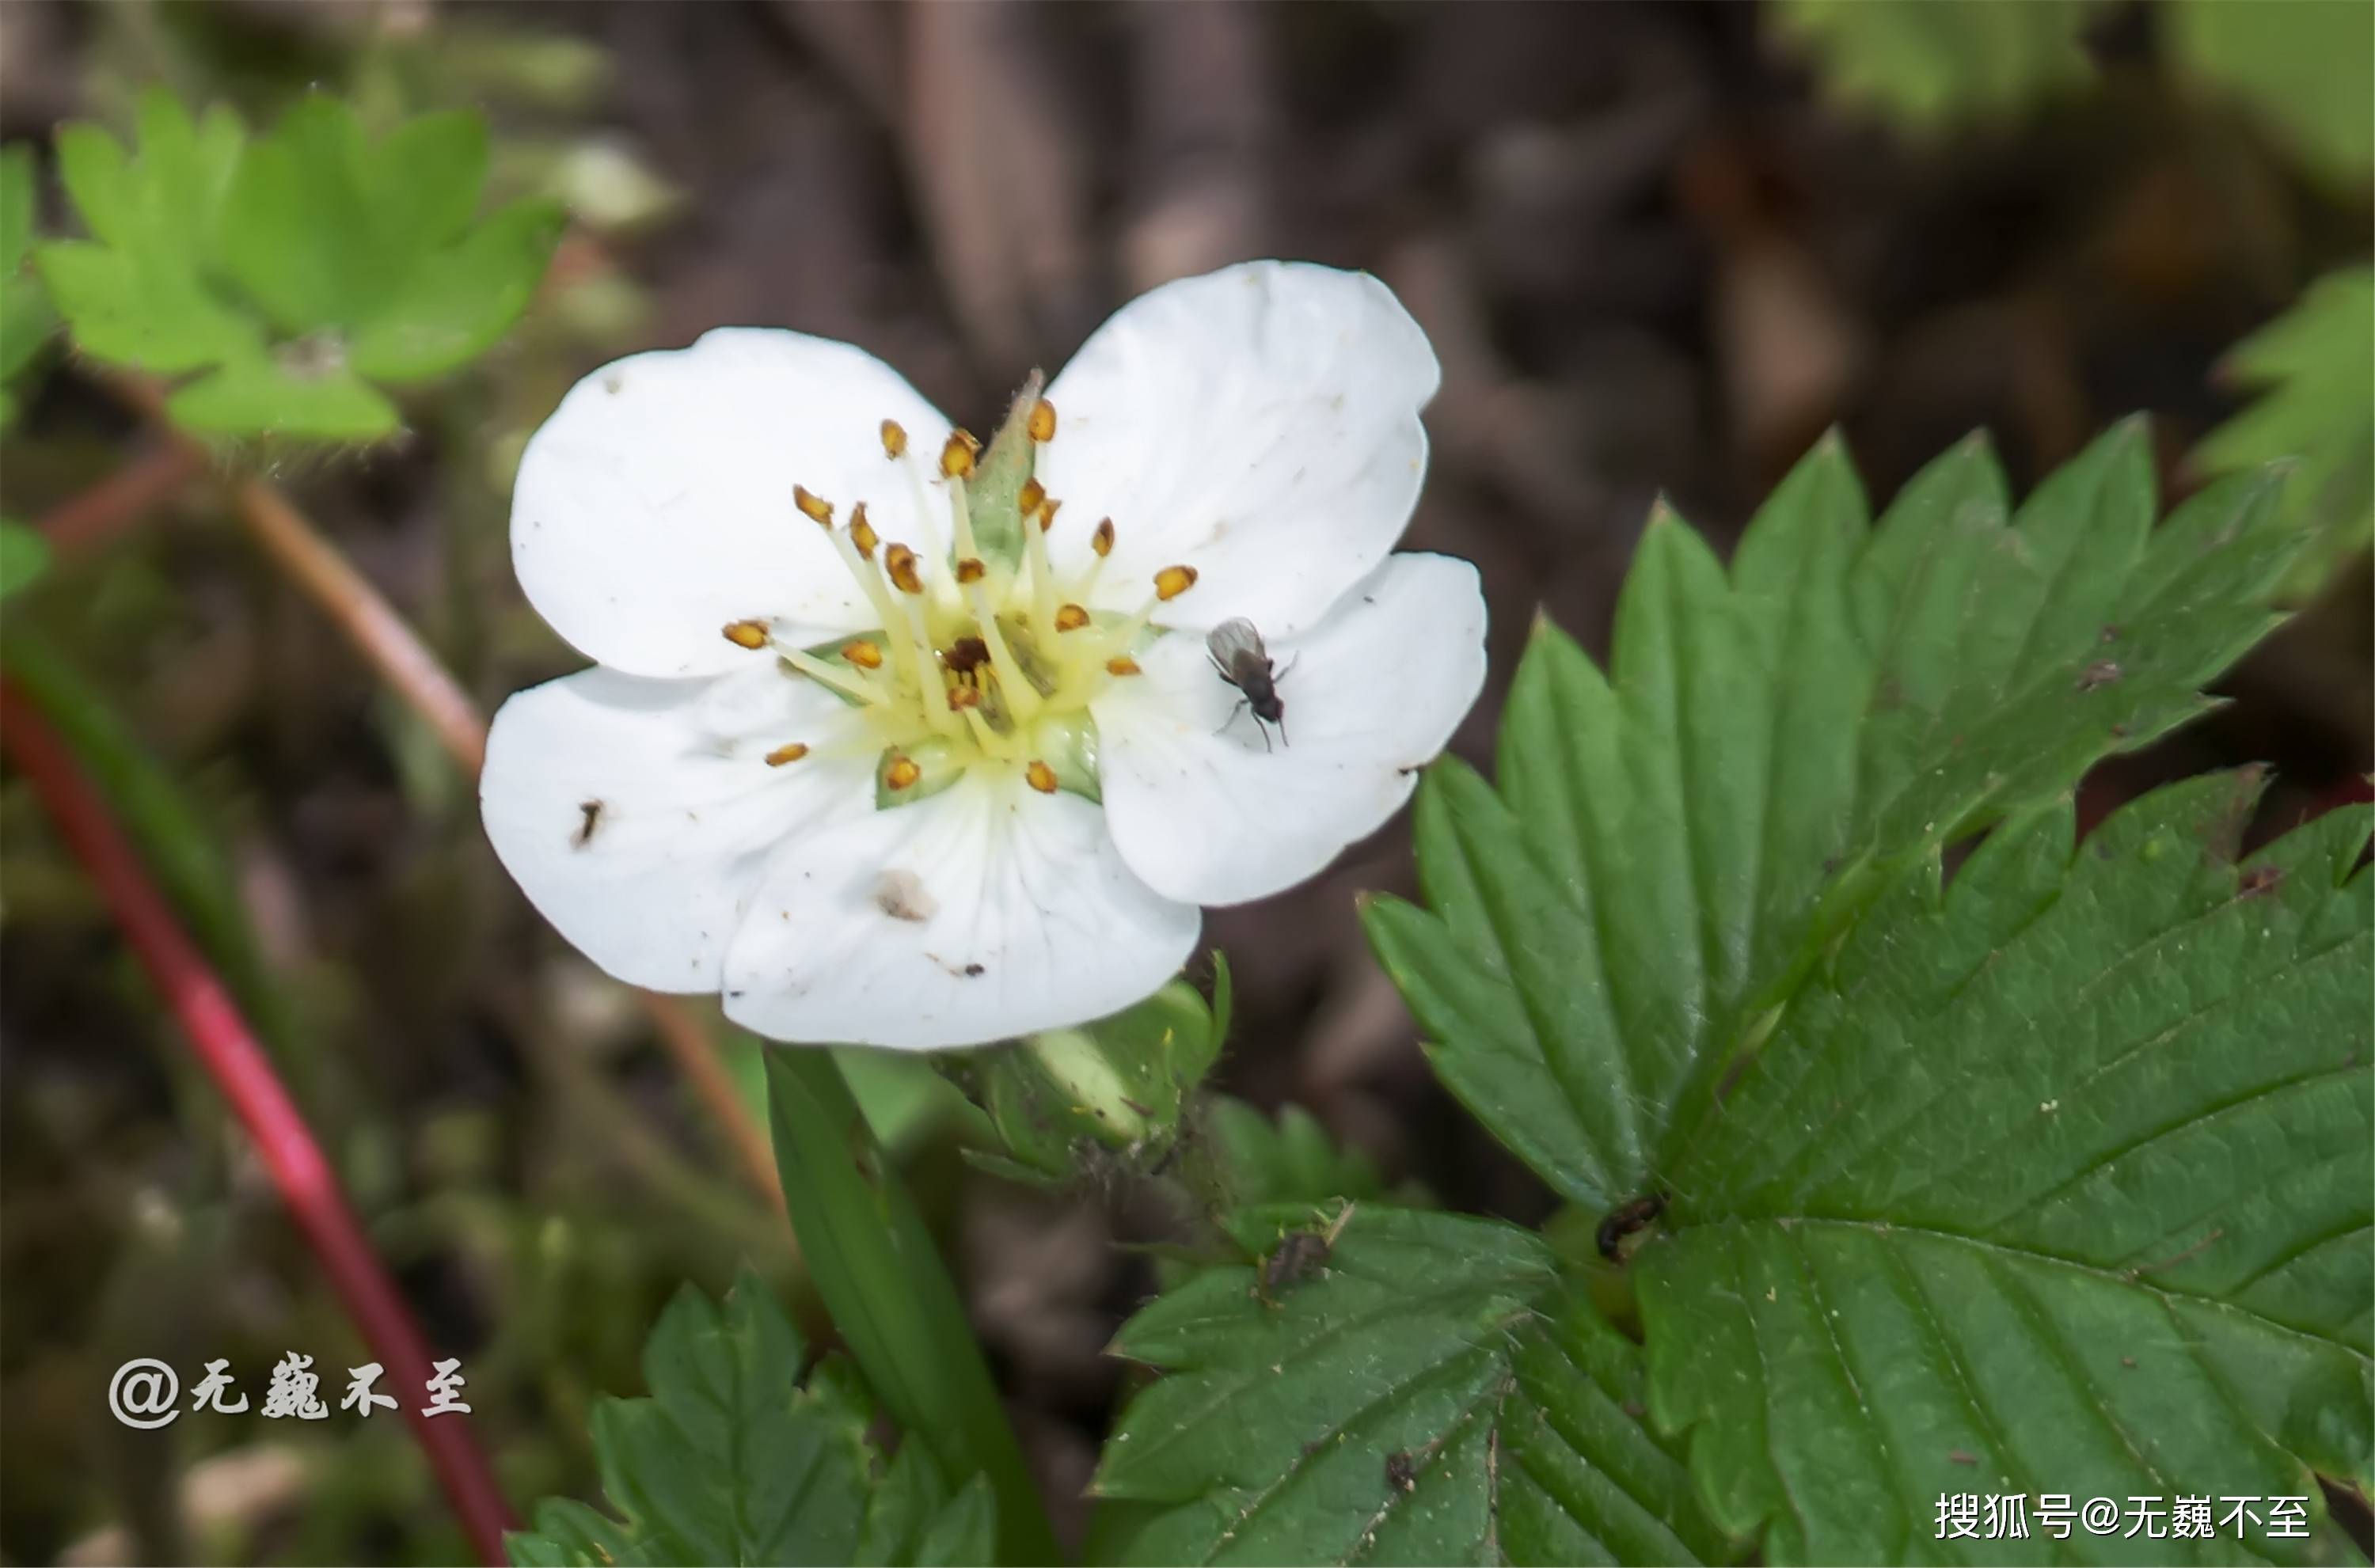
[365,109,490,259]
[856,1448,998,1568]
[1637,777,2372,1563]
[2168,0,2373,189]
[1366,425,2308,1218]
[1095,1205,1738,1566]
[36,238,260,374]
[165,351,401,440]
[221,95,389,332]
[345,196,563,382]
[0,522,50,601]
[40,95,255,380]
[510,1268,917,1566]
[2193,267,2374,599]
[1773,0,2102,133]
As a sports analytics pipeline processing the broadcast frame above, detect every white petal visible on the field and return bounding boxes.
[481,663,873,991]
[721,774,1200,1050]
[1093,552,1486,906]
[511,328,956,678]
[1036,260,1441,637]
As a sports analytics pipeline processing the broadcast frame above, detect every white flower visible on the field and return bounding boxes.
[481,260,1486,1050]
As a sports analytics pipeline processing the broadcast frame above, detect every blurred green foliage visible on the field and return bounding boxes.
[36,89,561,442]
[1777,0,2374,188]
[2194,266,2375,598]
[0,145,55,430]
[2168,0,2374,190]
[1773,0,2102,132]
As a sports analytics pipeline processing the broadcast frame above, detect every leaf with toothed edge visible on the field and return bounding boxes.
[504,1268,998,1567]
[1090,1205,1742,1566]
[1364,422,2309,1221]
[1638,775,2372,1563]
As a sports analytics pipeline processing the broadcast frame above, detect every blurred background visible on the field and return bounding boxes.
[2,2,2368,1562]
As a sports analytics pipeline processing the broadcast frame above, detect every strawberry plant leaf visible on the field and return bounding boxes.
[2193,266,2374,599]
[1365,425,2307,1214]
[1092,1205,1738,1566]
[39,89,557,442]
[506,1269,996,1567]
[2168,0,2373,192]
[1639,776,2372,1562]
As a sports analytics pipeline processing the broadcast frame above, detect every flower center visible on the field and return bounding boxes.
[719,401,1194,807]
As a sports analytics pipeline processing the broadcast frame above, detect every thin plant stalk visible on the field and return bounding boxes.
[1,680,518,1566]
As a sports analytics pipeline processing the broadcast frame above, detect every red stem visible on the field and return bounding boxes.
[0,679,518,1565]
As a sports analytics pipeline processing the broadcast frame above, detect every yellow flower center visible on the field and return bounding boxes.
[718,401,1192,807]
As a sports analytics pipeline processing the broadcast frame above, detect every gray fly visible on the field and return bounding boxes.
[1207,617,1292,750]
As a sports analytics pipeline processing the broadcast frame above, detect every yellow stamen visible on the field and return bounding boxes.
[948,684,982,711]
[884,754,922,791]
[1054,603,1089,632]
[1106,656,1141,677]
[842,639,884,670]
[959,578,1044,723]
[1091,518,1115,557]
[765,742,810,767]
[1025,761,1058,794]
[940,432,977,479]
[794,485,834,527]
[880,420,908,458]
[899,594,963,739]
[1155,564,1199,601]
[723,619,770,650]
[1036,499,1061,531]
[849,503,878,559]
[1018,478,1045,516]
[780,645,886,705]
[956,557,987,585]
[1028,399,1056,442]
[885,544,925,595]
[961,706,1011,760]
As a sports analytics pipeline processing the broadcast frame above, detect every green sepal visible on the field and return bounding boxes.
[960,371,1043,575]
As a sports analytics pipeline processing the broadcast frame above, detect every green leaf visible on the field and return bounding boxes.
[221,95,390,332]
[765,1050,1060,1566]
[35,239,259,374]
[0,143,53,391]
[346,196,565,383]
[962,373,1047,574]
[1636,776,2372,1562]
[1191,1098,1393,1212]
[42,91,555,441]
[1772,0,2102,133]
[165,350,402,441]
[1366,424,2307,1216]
[2193,267,2374,599]
[507,1268,994,1566]
[0,521,51,601]
[2168,0,2373,189]
[1092,1205,1738,1566]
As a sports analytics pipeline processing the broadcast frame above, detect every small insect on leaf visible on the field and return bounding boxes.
[1254,1199,1357,1305]
[1594,1191,1667,1262]
[1208,617,1292,751]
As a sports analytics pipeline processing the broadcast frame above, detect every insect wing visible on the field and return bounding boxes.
[1206,617,1268,676]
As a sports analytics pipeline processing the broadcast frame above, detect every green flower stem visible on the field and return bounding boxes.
[765,1050,1061,1566]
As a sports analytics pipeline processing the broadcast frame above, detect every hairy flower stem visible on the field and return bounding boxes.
[0,681,518,1566]
[90,374,787,1221]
